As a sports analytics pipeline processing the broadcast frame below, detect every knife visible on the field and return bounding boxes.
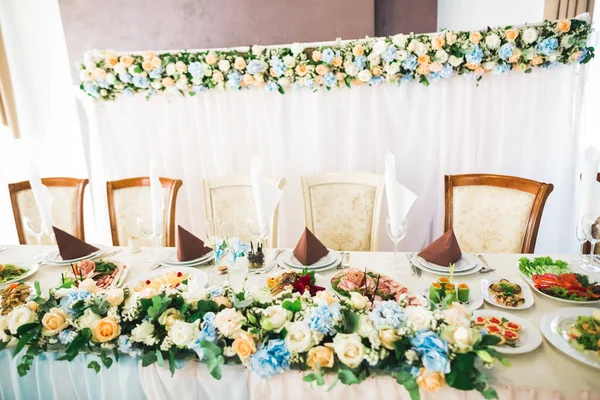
[406,253,416,276]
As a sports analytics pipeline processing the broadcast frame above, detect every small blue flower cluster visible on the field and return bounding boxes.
[227,72,242,90]
[410,331,450,373]
[249,339,290,378]
[536,38,558,56]
[402,55,418,71]
[465,45,483,65]
[369,300,406,329]
[247,60,265,75]
[498,43,514,61]
[189,312,218,359]
[59,289,91,315]
[321,48,335,64]
[382,45,397,63]
[269,56,286,77]
[307,301,341,335]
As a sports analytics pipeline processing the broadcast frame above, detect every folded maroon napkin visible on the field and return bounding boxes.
[417,229,462,267]
[53,226,99,261]
[293,228,329,266]
[177,225,212,262]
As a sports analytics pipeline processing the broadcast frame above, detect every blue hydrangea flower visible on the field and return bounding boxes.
[189,62,206,78]
[84,82,99,97]
[321,48,335,64]
[227,72,242,90]
[402,55,418,70]
[265,81,279,92]
[369,76,384,86]
[410,331,450,374]
[428,72,441,82]
[382,45,397,63]
[401,74,413,82]
[117,335,140,357]
[191,85,207,93]
[123,88,134,97]
[96,79,110,89]
[59,289,91,315]
[498,43,514,61]
[493,63,511,74]
[269,56,286,77]
[304,78,314,88]
[119,73,132,83]
[249,339,290,378]
[541,61,558,69]
[465,45,483,65]
[353,56,366,71]
[292,82,302,91]
[536,38,558,56]
[307,302,341,335]
[149,66,163,79]
[58,329,77,345]
[410,366,420,377]
[189,312,218,359]
[207,286,223,298]
[439,64,454,79]
[132,75,149,89]
[369,300,406,329]
[324,72,337,87]
[247,60,266,75]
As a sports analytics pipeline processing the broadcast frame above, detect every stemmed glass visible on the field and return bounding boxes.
[574,223,589,264]
[580,213,600,273]
[205,219,223,266]
[24,217,44,245]
[386,216,408,265]
[246,218,269,274]
[221,219,239,270]
[137,216,164,261]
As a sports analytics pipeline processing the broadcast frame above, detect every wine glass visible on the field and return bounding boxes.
[221,219,239,269]
[205,219,223,265]
[23,217,44,245]
[580,214,600,273]
[386,216,407,265]
[137,216,163,261]
[574,223,589,264]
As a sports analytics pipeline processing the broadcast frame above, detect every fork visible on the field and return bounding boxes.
[267,249,284,273]
[477,254,495,273]
[406,253,421,277]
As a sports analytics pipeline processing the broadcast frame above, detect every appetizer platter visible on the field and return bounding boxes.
[0,262,39,287]
[0,282,33,315]
[422,277,482,311]
[473,309,543,354]
[135,267,208,293]
[518,257,600,303]
[267,269,328,296]
[480,277,534,310]
[541,307,600,369]
[62,259,128,289]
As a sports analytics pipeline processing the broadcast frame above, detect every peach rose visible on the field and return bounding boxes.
[465,62,478,70]
[269,67,278,77]
[90,316,121,343]
[175,61,187,73]
[151,56,162,68]
[120,55,134,67]
[312,50,322,62]
[505,28,519,42]
[445,32,457,45]
[213,296,232,308]
[557,19,571,33]
[316,64,329,76]
[509,47,522,63]
[212,71,224,83]
[371,66,382,76]
[335,72,344,81]
[93,68,106,79]
[418,55,431,65]
[295,64,309,76]
[234,57,247,70]
[105,288,124,306]
[315,290,338,305]
[143,51,156,60]
[352,78,363,86]
[41,308,68,336]
[333,56,343,67]
[104,50,118,68]
[205,53,218,65]
[429,62,442,73]
[416,64,430,75]
[241,73,254,86]
[531,56,544,66]
[142,60,155,71]
[306,345,334,369]
[417,368,445,392]
[162,77,175,87]
[469,32,483,44]
[352,44,365,56]
[26,301,39,313]
[570,50,583,62]
[431,36,445,50]
[232,331,256,360]
[474,67,485,76]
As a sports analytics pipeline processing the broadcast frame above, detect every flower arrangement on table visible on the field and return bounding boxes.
[78,18,593,101]
[0,274,508,399]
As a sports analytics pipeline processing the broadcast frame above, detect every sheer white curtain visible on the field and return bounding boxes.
[83,65,584,253]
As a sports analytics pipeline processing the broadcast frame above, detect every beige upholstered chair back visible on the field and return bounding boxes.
[8,178,88,244]
[202,175,285,248]
[445,174,554,254]
[106,177,182,247]
[300,172,384,251]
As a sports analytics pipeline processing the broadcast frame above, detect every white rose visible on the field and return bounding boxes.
[218,60,231,72]
[331,333,364,368]
[127,65,139,75]
[485,34,501,49]
[83,52,95,65]
[406,307,433,331]
[7,306,38,335]
[396,49,408,61]
[251,289,273,304]
[105,288,124,306]
[373,40,388,56]
[357,314,376,338]
[442,326,481,352]
[434,49,448,64]
[283,55,296,68]
[483,61,497,71]
[384,62,400,75]
[158,308,182,329]
[113,63,126,75]
[104,73,116,85]
[0,315,9,342]
[251,45,265,55]
[214,308,245,338]
[84,61,96,71]
[78,279,101,293]
[77,309,100,329]
[344,61,358,76]
[79,70,91,82]
[522,28,538,44]
[131,320,155,343]
[291,42,306,56]
[169,320,199,347]
[176,78,188,91]
[166,63,176,76]
[202,63,212,77]
[392,34,408,49]
[182,289,207,307]
[442,303,471,327]
[260,306,291,332]
[414,42,428,56]
[523,47,536,60]
[285,321,314,353]
[349,292,369,310]
[449,55,463,67]
[548,53,558,63]
[358,69,372,82]
[367,53,381,66]
[151,80,162,90]
[379,327,401,350]
[278,77,290,87]
[407,40,417,52]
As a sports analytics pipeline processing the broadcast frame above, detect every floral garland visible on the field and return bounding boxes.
[79,18,593,101]
[0,276,508,399]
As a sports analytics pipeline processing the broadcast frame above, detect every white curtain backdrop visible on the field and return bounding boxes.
[82,65,584,253]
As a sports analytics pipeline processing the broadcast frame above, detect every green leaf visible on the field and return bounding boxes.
[481,386,499,400]
[169,348,176,377]
[278,86,285,95]
[58,328,92,362]
[478,334,501,347]
[113,347,120,362]
[327,376,339,391]
[282,299,301,313]
[148,295,172,320]
[91,300,109,316]
[156,350,165,368]
[485,348,511,367]
[419,75,430,86]
[200,340,222,357]
[34,281,41,296]
[88,361,101,373]
[396,371,420,400]
[454,353,475,372]
[99,352,113,369]
[247,313,258,325]
[303,373,317,383]
[344,76,352,88]
[142,350,158,367]
[196,300,219,319]
[0,340,8,351]
[337,369,361,385]
[341,310,359,334]
[16,323,40,335]
[14,329,38,356]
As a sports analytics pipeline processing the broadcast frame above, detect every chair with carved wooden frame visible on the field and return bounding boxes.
[8,178,89,244]
[444,174,554,254]
[300,172,385,252]
[582,173,600,255]
[106,177,182,247]
[202,175,286,248]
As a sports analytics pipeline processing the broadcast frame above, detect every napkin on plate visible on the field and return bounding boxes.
[176,226,212,262]
[417,229,462,267]
[293,228,329,266]
[250,156,282,237]
[28,162,54,237]
[53,226,99,261]
[580,146,600,222]
[384,152,417,236]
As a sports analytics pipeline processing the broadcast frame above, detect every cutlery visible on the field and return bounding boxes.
[341,252,351,269]
[406,253,416,275]
[406,253,421,277]
[267,249,284,273]
[97,249,121,259]
[477,254,495,273]
[0,246,6,253]
[150,262,163,271]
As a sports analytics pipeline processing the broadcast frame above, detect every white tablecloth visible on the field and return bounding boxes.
[1,245,599,400]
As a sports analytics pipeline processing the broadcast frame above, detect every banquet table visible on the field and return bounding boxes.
[1,245,599,400]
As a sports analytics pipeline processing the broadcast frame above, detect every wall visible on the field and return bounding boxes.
[437,0,545,31]
[376,0,438,36]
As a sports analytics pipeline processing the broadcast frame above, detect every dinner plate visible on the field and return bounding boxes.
[473,309,543,355]
[480,278,534,310]
[419,287,483,312]
[284,250,338,269]
[417,255,476,272]
[281,252,342,272]
[0,263,39,288]
[518,268,600,304]
[412,254,482,276]
[541,307,600,369]
[160,250,214,267]
[137,267,209,290]
[44,247,105,265]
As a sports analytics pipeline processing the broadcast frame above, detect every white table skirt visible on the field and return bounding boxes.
[1,245,599,399]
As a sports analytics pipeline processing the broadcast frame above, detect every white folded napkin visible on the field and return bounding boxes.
[28,162,54,236]
[250,156,282,237]
[580,146,600,222]
[149,158,165,234]
[384,152,417,236]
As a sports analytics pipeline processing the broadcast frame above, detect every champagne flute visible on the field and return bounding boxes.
[574,223,588,264]
[137,216,163,261]
[205,219,223,265]
[386,216,407,265]
[580,214,600,273]
[221,219,239,269]
[23,217,44,245]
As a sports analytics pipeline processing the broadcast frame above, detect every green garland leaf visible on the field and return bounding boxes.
[282,299,302,313]
[395,370,420,400]
[88,361,101,374]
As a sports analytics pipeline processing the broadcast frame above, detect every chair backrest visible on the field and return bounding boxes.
[582,172,600,255]
[8,178,89,244]
[445,174,554,253]
[202,175,285,248]
[300,172,384,251]
[106,177,182,247]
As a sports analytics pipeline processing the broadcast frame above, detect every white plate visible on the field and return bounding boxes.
[420,286,483,312]
[139,267,209,289]
[480,278,534,310]
[44,247,104,265]
[0,263,39,287]
[473,309,543,355]
[161,250,214,266]
[413,254,482,276]
[417,255,476,272]
[284,250,338,269]
[541,307,600,369]
[518,268,600,305]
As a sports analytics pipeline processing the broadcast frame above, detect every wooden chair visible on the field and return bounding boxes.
[8,178,89,244]
[202,175,285,248]
[106,177,182,247]
[582,173,600,255]
[445,174,554,253]
[300,172,384,251]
